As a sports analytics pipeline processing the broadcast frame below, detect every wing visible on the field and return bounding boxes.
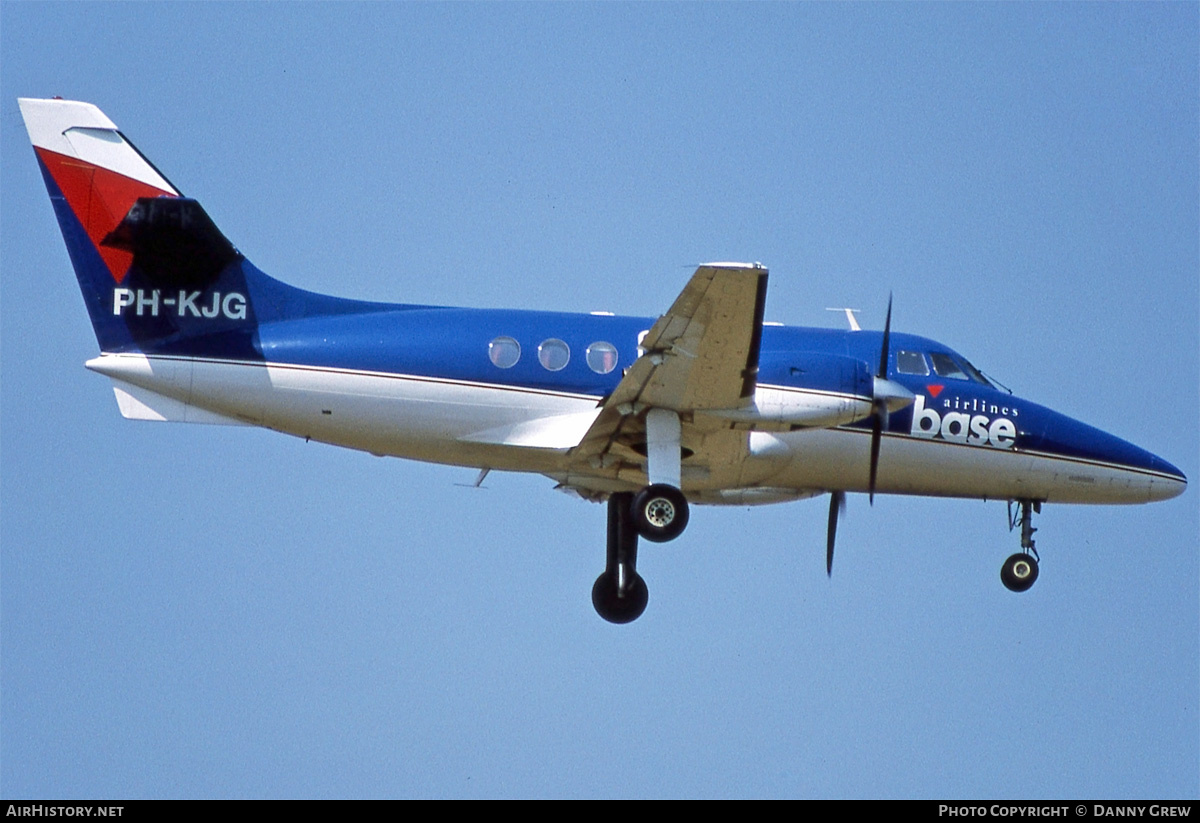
[568,263,768,475]
[609,263,768,412]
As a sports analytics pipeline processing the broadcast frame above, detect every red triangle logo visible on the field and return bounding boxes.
[927,384,944,398]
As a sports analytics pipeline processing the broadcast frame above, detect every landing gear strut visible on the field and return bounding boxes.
[1002,499,1041,593]
[592,492,649,623]
[636,409,689,543]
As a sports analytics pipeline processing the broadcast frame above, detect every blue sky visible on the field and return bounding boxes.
[2,3,1196,799]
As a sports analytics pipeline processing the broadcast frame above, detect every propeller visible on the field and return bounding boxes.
[825,295,914,576]
[868,295,893,504]
[826,490,845,576]
[867,294,916,503]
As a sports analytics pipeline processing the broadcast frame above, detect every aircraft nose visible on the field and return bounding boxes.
[1146,455,1187,502]
[1094,437,1187,502]
[1024,407,1187,503]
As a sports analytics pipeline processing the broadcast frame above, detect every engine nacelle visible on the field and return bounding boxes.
[698,351,875,431]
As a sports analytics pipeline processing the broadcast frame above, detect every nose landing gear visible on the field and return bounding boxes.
[1002,499,1041,593]
[1001,551,1039,592]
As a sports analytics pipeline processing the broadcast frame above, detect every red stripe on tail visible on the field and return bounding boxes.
[36,147,175,283]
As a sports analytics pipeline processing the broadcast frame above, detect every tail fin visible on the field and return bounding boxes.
[19,98,252,352]
[19,98,181,274]
[19,98,379,357]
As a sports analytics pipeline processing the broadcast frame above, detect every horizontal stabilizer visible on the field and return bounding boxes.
[110,381,248,426]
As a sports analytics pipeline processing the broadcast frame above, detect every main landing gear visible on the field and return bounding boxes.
[631,483,689,543]
[592,486,691,623]
[1001,499,1041,593]
[592,492,646,624]
[593,408,690,623]
[593,488,689,623]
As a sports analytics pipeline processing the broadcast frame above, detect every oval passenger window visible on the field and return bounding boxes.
[538,338,570,371]
[586,341,618,374]
[488,336,521,368]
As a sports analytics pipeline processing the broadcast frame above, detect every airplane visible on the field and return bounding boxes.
[18,97,1187,624]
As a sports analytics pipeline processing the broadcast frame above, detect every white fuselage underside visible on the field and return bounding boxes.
[87,353,1182,506]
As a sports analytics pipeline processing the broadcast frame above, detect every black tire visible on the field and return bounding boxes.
[630,484,690,543]
[1001,552,1039,593]
[591,572,649,624]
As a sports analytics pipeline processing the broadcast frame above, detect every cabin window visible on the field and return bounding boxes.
[929,352,969,380]
[488,336,521,369]
[896,350,929,376]
[586,341,618,374]
[538,338,571,371]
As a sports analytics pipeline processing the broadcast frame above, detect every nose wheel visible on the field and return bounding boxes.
[1002,499,1042,593]
[1001,552,1039,592]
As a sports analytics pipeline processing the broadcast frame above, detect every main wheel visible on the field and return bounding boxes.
[592,571,649,624]
[630,484,690,543]
[1001,552,1039,593]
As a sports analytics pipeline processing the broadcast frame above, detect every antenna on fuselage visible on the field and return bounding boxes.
[825,307,862,332]
[454,468,490,489]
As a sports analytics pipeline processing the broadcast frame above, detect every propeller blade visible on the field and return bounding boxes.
[869,294,894,505]
[869,413,883,505]
[826,491,845,576]
[877,292,893,379]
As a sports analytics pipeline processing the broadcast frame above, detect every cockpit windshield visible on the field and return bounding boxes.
[953,355,992,387]
[929,352,968,380]
[897,349,993,388]
[896,350,929,375]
